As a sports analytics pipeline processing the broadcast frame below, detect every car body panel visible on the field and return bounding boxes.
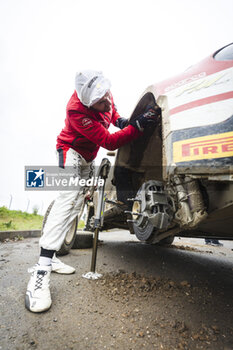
[103,44,233,240]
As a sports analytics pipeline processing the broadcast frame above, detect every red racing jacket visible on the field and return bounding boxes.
[56,90,141,162]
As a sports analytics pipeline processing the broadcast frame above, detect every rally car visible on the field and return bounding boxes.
[96,42,233,245]
[51,43,233,254]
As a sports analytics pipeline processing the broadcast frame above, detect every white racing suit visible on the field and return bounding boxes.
[39,148,94,251]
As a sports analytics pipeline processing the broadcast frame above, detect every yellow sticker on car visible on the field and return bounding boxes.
[173,131,233,163]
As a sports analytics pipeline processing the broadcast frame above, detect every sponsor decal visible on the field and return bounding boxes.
[173,131,233,163]
[165,72,206,92]
[175,72,226,97]
[82,118,93,126]
[165,67,233,115]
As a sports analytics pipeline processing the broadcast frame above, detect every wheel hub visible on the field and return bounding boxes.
[130,180,174,241]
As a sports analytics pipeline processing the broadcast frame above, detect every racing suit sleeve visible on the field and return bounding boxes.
[69,111,142,151]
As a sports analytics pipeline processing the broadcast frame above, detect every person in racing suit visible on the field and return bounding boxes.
[25,70,161,313]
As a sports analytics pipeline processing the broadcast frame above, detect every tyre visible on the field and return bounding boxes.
[56,218,78,255]
[41,200,78,256]
[72,229,93,249]
[133,219,155,242]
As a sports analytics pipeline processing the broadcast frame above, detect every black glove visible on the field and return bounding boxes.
[130,105,161,131]
[115,117,129,129]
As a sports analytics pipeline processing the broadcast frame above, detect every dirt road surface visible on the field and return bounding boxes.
[0,231,233,350]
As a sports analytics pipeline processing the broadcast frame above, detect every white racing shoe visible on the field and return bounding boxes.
[51,255,75,274]
[25,265,52,313]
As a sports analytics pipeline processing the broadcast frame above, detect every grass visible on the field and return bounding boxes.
[78,220,85,229]
[0,206,85,231]
[0,206,43,231]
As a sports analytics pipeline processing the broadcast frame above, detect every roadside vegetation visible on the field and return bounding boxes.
[0,206,85,231]
[0,206,43,231]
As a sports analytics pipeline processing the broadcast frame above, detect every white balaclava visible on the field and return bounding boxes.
[75,70,111,107]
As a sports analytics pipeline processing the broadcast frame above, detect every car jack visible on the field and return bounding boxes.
[82,158,110,280]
